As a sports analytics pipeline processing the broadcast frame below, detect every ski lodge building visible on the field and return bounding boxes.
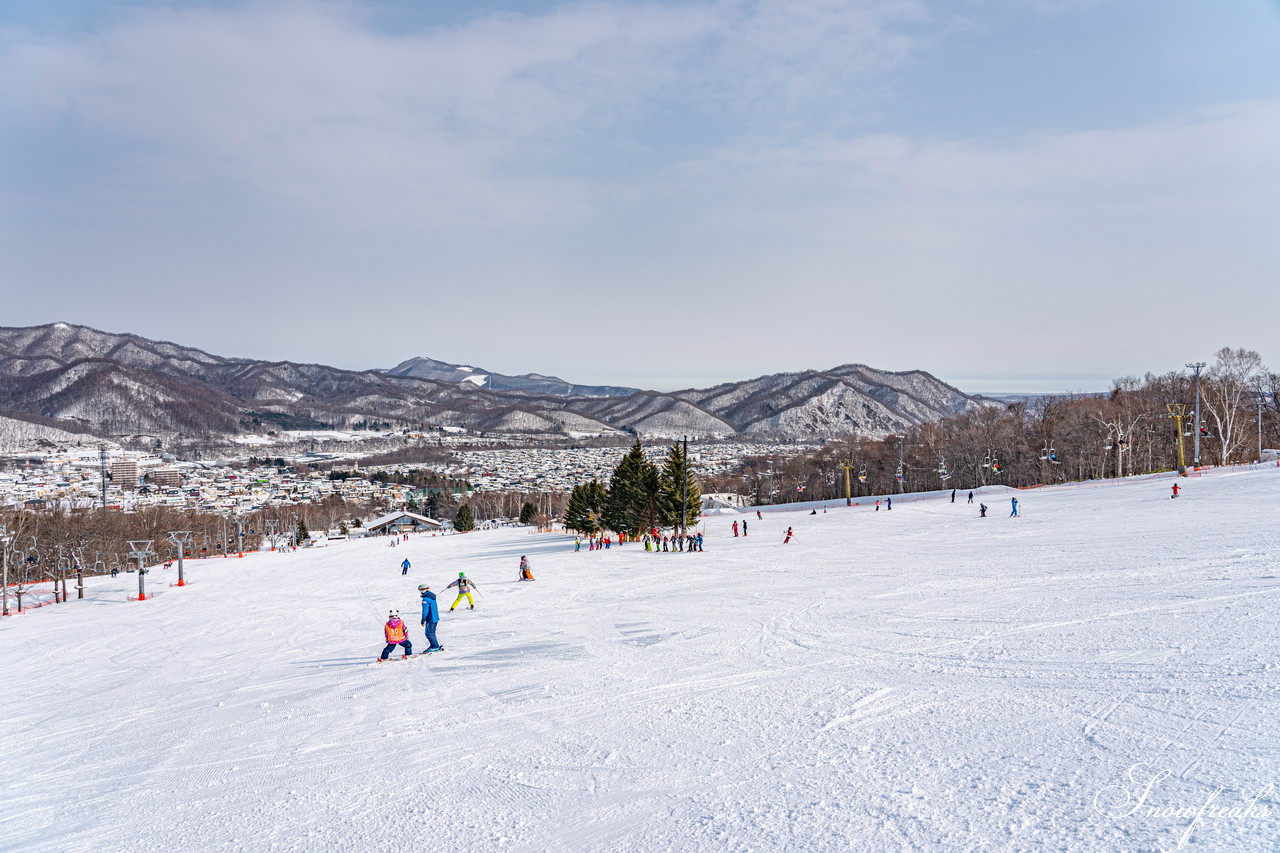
[365,511,444,536]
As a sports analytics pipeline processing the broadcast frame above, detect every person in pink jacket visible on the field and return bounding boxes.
[378,610,414,661]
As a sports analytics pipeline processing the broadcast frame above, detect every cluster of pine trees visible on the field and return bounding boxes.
[562,440,701,536]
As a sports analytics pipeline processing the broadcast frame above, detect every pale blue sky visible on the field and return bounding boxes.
[2,1,1278,392]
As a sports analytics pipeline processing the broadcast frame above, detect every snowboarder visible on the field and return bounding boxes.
[809,509,817,515]
[732,520,739,537]
[783,527,793,544]
[378,610,414,661]
[979,503,987,518]
[1171,483,1180,499]
[418,585,443,652]
[1010,498,1019,517]
[447,572,477,610]
[401,558,411,576]
[518,556,535,581]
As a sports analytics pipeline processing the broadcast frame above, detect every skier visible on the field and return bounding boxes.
[110,564,118,578]
[809,509,817,515]
[875,500,880,511]
[378,610,414,661]
[756,511,762,520]
[979,503,987,518]
[732,520,739,537]
[401,558,411,576]
[695,532,704,551]
[419,585,443,652]
[1171,483,1180,499]
[1010,498,1019,517]
[783,527,793,544]
[518,556,535,581]
[742,520,748,537]
[951,488,956,503]
[887,497,892,510]
[447,572,477,610]
[967,491,974,504]
[574,537,581,551]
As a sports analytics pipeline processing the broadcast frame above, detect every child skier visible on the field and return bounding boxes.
[979,503,988,518]
[419,586,443,652]
[1010,498,1019,517]
[447,572,478,610]
[518,556,535,581]
[783,527,793,544]
[378,610,414,661]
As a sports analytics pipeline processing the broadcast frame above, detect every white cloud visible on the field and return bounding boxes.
[0,0,933,228]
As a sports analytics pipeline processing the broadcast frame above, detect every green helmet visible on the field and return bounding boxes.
[459,571,465,578]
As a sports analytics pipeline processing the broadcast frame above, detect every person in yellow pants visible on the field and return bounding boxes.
[446,571,478,610]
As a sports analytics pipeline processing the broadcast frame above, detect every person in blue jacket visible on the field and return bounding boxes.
[401,558,411,576]
[418,584,443,652]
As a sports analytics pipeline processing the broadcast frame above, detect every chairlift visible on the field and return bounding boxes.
[1039,442,1050,461]
[1048,448,1060,464]
[857,464,867,484]
[937,456,950,481]
[895,462,905,484]
[982,450,992,469]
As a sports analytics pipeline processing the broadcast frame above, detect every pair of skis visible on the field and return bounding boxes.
[373,648,445,664]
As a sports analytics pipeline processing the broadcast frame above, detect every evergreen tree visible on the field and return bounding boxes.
[587,479,608,533]
[296,518,310,543]
[658,441,702,532]
[565,481,608,534]
[455,503,476,532]
[605,440,660,536]
[519,501,537,525]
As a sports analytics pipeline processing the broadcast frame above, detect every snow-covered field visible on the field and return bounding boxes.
[3,468,1278,852]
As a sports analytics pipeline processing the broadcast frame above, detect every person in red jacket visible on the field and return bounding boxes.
[378,610,414,661]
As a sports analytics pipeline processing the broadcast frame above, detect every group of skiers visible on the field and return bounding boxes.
[642,531,704,552]
[379,558,536,661]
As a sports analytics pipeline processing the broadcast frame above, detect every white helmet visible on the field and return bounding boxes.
[388,610,399,619]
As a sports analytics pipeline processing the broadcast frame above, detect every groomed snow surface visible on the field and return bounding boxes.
[3,468,1279,852]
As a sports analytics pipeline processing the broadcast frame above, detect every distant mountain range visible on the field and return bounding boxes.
[0,323,985,446]
[383,356,640,397]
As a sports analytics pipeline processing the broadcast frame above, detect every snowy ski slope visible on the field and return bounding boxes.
[2,467,1278,852]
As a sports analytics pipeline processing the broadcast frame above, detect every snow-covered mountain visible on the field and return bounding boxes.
[384,355,640,397]
[0,323,985,442]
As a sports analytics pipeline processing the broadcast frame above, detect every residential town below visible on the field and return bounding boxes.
[0,439,815,517]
